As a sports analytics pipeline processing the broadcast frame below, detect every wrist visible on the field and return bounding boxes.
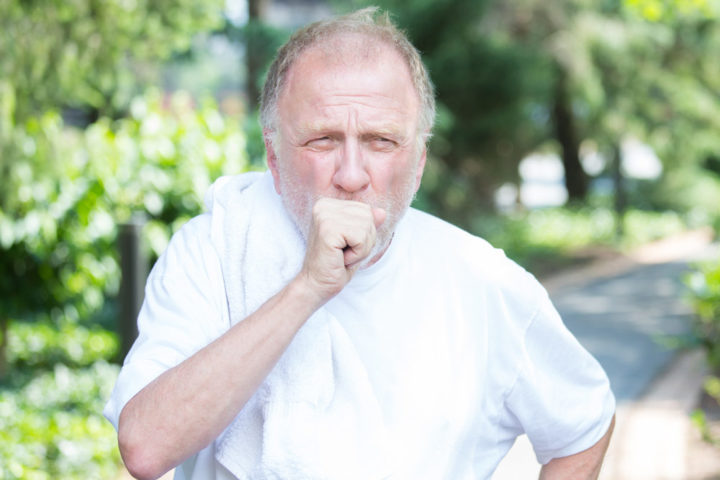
[285,272,332,316]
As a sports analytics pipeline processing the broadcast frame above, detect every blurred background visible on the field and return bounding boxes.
[1,0,720,478]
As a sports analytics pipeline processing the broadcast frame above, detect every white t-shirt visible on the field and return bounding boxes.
[105,181,615,480]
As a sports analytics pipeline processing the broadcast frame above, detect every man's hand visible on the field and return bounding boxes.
[300,197,386,303]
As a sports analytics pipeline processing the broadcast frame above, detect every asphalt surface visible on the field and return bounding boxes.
[555,259,696,404]
[494,229,719,479]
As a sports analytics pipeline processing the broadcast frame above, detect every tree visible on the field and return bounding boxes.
[0,0,227,378]
[487,0,720,216]
[344,0,720,223]
[246,0,271,111]
[485,0,595,203]
[344,0,553,226]
[0,0,225,121]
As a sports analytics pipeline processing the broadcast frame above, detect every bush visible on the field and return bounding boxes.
[472,206,689,272]
[1,89,248,330]
[0,90,249,476]
[0,362,120,480]
[686,258,720,370]
[8,321,117,370]
[685,256,720,444]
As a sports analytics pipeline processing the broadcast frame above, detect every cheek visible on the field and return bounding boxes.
[279,147,318,176]
[293,151,338,188]
[379,155,417,188]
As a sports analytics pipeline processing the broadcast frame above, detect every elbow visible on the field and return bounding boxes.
[118,416,171,480]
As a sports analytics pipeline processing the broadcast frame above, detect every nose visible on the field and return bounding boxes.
[332,139,370,194]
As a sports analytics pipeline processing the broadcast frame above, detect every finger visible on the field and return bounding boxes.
[342,227,375,267]
[343,244,368,267]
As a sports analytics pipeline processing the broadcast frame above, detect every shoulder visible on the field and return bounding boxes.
[156,171,268,274]
[401,208,545,307]
[154,213,215,277]
[202,171,266,211]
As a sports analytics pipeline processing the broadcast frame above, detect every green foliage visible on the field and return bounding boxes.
[624,0,720,22]
[686,257,720,368]
[686,257,720,446]
[8,321,117,371]
[475,206,688,272]
[0,0,232,331]
[0,0,225,121]
[0,361,120,479]
[82,90,249,255]
[0,90,247,324]
[691,407,718,444]
[643,168,720,225]
[0,2,242,477]
[342,0,720,222]
[0,90,247,476]
[343,0,553,218]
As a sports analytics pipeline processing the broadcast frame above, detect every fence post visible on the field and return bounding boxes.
[118,217,147,362]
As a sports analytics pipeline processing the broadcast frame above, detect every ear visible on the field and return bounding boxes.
[413,142,427,193]
[263,129,282,195]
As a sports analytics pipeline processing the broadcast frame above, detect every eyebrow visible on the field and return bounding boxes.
[296,121,407,139]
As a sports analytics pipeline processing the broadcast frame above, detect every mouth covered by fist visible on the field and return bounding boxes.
[299,197,387,303]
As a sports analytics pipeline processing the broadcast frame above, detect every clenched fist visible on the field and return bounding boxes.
[298,197,386,304]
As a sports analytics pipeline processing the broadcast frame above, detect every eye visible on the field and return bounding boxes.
[370,136,397,151]
[305,136,335,151]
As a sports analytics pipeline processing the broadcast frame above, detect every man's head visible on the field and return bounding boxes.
[262,8,435,260]
[260,7,435,144]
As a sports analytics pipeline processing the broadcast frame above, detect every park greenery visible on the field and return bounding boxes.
[2,0,720,476]
[0,92,246,478]
[338,0,720,225]
[686,258,720,444]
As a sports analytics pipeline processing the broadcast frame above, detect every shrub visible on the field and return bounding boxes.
[686,258,720,370]
[0,90,248,476]
[0,361,121,479]
[0,90,248,366]
[686,256,720,444]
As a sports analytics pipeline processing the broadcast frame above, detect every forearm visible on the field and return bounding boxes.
[539,415,615,480]
[117,276,322,480]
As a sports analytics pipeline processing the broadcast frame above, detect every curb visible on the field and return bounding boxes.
[600,349,708,480]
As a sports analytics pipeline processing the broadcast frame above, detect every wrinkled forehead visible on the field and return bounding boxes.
[281,32,417,104]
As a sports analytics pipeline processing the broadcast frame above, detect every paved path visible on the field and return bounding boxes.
[494,228,719,479]
[555,259,695,403]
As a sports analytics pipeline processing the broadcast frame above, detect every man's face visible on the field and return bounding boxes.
[267,37,426,260]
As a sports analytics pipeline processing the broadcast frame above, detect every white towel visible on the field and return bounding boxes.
[205,172,393,480]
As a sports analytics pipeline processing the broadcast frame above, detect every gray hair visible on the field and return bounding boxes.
[259,7,435,143]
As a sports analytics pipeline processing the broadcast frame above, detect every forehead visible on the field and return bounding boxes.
[277,35,419,130]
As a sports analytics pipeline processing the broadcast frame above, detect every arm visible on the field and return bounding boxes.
[539,415,615,480]
[117,198,385,480]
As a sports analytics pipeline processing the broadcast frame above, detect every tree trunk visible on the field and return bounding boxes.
[552,68,587,203]
[612,143,626,241]
[0,316,8,381]
[246,0,269,111]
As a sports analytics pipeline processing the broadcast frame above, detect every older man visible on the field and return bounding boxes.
[105,8,615,480]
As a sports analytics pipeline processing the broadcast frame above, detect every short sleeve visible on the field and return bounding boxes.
[103,214,230,430]
[501,294,616,464]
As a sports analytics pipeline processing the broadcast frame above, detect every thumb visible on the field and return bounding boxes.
[372,207,386,229]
